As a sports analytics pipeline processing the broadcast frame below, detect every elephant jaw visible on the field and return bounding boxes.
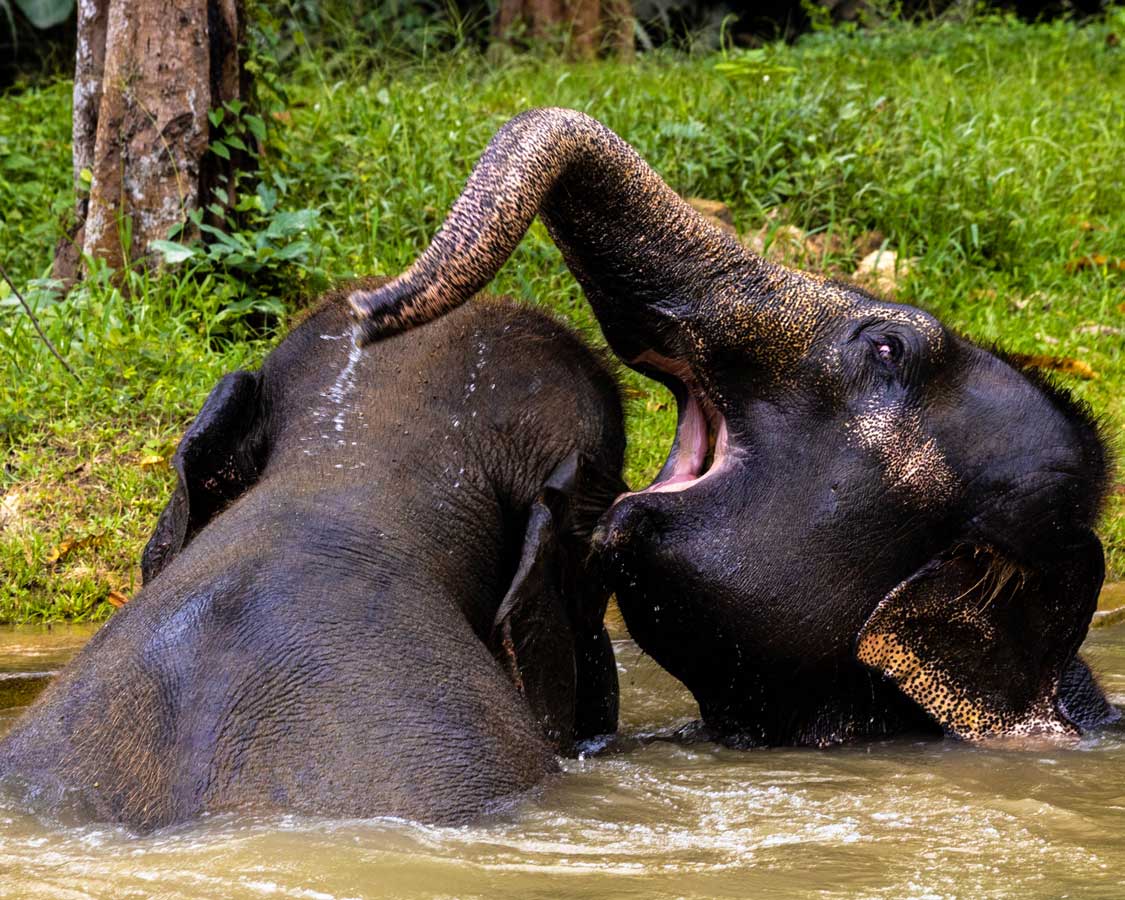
[621,351,731,500]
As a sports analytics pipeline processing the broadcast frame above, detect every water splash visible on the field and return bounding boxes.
[306,330,364,455]
[328,339,363,433]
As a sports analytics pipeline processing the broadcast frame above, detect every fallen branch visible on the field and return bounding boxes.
[0,261,82,385]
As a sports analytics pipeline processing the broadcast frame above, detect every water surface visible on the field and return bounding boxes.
[1,622,1123,899]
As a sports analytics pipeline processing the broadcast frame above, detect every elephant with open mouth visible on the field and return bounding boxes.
[349,107,1117,747]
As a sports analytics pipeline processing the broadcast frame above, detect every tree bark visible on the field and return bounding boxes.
[493,0,634,60]
[54,0,247,284]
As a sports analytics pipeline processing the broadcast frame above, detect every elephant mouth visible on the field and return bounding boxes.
[622,351,731,499]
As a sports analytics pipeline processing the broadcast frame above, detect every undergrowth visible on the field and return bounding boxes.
[1,15,1123,620]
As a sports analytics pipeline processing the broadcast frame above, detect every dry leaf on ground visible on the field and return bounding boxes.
[801,230,848,259]
[1,490,27,532]
[45,538,77,565]
[1073,324,1124,337]
[853,230,886,258]
[684,197,737,235]
[766,224,807,256]
[107,590,130,608]
[1007,353,1099,380]
[853,249,916,296]
[45,534,102,566]
[1065,255,1125,272]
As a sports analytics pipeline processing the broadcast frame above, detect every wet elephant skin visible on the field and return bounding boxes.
[347,108,1117,747]
[0,281,625,830]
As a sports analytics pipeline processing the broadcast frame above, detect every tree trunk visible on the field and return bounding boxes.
[493,0,634,60]
[54,0,247,285]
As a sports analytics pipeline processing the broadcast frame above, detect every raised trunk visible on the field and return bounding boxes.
[348,107,769,357]
[53,0,247,285]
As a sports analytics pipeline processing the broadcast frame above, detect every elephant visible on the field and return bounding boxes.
[347,108,1117,746]
[0,279,626,829]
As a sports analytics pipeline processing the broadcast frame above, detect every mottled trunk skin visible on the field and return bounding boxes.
[53,0,247,284]
[349,108,769,352]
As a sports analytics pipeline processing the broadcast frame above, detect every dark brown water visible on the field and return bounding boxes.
[1,622,1123,899]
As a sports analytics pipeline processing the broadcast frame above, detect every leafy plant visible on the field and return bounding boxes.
[149,95,326,329]
[2,17,1124,621]
[712,46,797,81]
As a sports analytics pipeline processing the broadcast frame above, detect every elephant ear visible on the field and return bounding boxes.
[141,370,266,584]
[856,532,1104,739]
[491,451,623,753]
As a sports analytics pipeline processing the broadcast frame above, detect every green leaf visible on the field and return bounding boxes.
[209,141,230,160]
[256,184,278,213]
[264,209,318,239]
[14,0,73,29]
[149,239,197,264]
[198,222,248,252]
[208,108,224,128]
[244,114,267,142]
[273,240,311,260]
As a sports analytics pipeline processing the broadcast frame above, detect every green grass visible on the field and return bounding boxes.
[1,17,1123,621]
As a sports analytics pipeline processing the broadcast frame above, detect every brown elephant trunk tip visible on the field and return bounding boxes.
[347,107,755,346]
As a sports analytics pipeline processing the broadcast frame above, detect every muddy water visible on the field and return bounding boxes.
[1,622,1124,900]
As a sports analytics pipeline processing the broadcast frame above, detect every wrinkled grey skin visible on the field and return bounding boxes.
[0,281,625,830]
[348,108,1115,746]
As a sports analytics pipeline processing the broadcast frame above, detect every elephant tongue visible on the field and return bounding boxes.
[616,350,730,501]
[653,390,710,488]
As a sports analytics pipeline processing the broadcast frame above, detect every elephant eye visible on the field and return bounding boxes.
[869,334,903,369]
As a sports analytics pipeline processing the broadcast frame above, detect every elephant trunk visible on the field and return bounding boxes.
[348,107,775,356]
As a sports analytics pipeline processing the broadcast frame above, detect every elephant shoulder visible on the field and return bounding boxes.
[465,299,625,439]
[477,298,618,377]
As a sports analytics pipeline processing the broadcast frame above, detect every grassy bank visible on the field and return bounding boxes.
[1,18,1123,621]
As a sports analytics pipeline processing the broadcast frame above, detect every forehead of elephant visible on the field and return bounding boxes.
[700,266,945,367]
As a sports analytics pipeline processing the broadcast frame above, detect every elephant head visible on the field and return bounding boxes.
[348,108,1115,744]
